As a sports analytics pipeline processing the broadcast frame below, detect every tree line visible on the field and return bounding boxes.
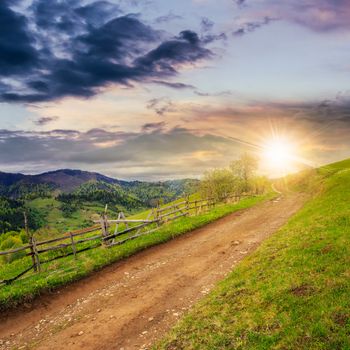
[200,153,270,201]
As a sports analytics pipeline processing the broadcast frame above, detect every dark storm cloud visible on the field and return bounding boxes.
[31,0,83,34]
[0,1,214,103]
[0,1,39,76]
[75,1,121,26]
[136,31,213,76]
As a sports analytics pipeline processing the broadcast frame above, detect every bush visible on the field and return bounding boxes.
[0,236,26,264]
[200,154,269,200]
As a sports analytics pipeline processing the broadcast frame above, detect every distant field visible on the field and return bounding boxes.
[0,193,272,311]
[27,197,146,240]
[156,159,350,350]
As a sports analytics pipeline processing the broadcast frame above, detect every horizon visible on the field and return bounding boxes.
[2,155,346,182]
[0,167,202,182]
[1,0,350,179]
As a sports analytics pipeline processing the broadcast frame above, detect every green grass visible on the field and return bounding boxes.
[28,197,140,239]
[155,159,350,350]
[0,193,272,311]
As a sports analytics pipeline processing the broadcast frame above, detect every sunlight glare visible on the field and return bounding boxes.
[262,137,296,171]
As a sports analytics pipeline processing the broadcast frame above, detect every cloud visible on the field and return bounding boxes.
[141,121,167,132]
[0,1,214,103]
[146,97,176,116]
[152,80,195,90]
[234,0,246,7]
[269,94,350,125]
[74,1,121,27]
[285,0,350,32]
[239,0,350,33]
[155,12,182,24]
[135,30,213,74]
[200,17,214,32]
[0,1,39,77]
[33,116,59,126]
[233,16,277,36]
[1,95,350,178]
[202,32,228,44]
[194,90,233,97]
[0,127,236,180]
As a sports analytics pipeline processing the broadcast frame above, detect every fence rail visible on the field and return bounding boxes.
[0,193,249,285]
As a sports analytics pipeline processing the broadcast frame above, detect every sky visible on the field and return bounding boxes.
[0,0,350,180]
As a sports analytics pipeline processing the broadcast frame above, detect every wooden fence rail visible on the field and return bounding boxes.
[0,193,251,285]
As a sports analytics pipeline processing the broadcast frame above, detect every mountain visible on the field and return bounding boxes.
[0,172,26,187]
[0,169,124,194]
[0,169,199,234]
[0,169,198,201]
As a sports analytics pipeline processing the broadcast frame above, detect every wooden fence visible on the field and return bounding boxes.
[0,194,245,285]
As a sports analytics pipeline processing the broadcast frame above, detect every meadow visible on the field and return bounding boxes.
[0,193,271,311]
[156,159,350,349]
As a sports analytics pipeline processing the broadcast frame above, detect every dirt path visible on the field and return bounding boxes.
[0,194,306,350]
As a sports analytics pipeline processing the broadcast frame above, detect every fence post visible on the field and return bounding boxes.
[100,213,109,246]
[154,202,160,226]
[32,236,41,272]
[185,196,190,216]
[70,232,77,259]
[24,211,38,273]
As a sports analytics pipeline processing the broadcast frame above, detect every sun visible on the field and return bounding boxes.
[261,137,296,171]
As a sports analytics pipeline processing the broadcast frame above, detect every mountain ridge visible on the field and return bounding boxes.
[0,169,197,194]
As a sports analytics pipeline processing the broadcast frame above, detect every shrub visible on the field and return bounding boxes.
[0,236,26,264]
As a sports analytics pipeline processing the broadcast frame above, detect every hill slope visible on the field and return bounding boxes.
[0,169,199,235]
[157,159,350,350]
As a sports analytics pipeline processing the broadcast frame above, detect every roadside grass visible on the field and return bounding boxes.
[0,193,272,312]
[155,159,350,350]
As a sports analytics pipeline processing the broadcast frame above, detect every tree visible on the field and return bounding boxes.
[200,168,236,202]
[250,176,270,194]
[230,153,258,193]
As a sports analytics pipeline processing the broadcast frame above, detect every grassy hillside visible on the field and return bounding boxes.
[0,193,272,311]
[156,159,350,350]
